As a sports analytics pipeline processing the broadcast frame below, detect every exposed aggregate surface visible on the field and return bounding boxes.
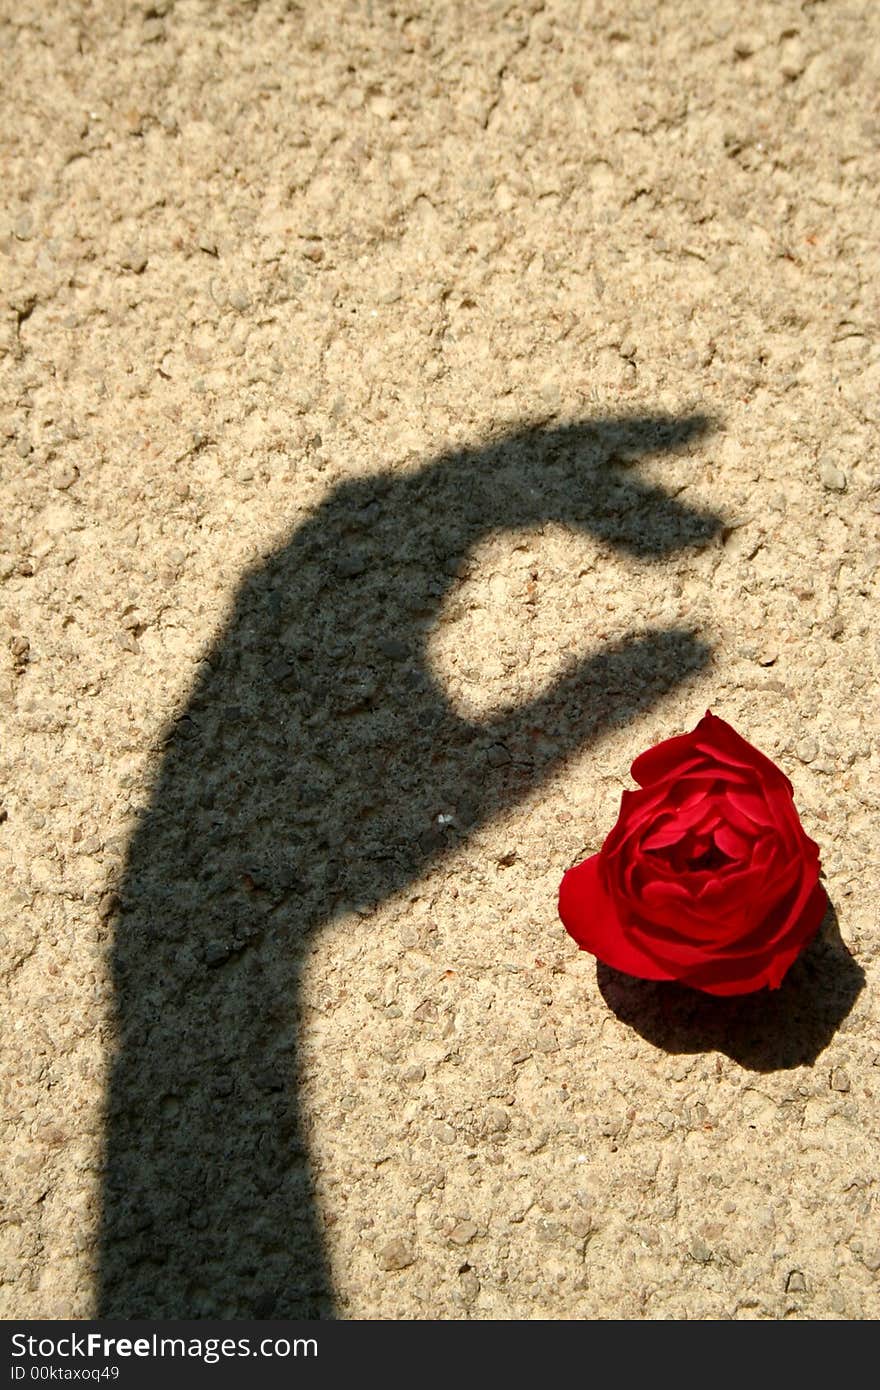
[1,0,879,1320]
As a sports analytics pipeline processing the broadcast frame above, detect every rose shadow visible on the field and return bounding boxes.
[596,899,863,1072]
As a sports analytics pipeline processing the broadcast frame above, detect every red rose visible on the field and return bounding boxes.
[558,711,827,996]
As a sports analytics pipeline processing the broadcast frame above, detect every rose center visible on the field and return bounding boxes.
[648,833,736,876]
[686,842,731,873]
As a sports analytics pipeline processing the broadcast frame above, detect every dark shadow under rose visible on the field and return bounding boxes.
[597,899,864,1071]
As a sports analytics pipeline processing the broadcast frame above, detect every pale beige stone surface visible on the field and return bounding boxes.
[1,0,878,1320]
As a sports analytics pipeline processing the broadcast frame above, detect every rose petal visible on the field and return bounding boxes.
[603,787,669,857]
[629,856,758,937]
[713,820,750,859]
[738,858,822,956]
[629,712,791,795]
[638,793,729,855]
[762,781,805,855]
[625,879,740,945]
[558,855,678,981]
[724,786,778,828]
[640,817,688,851]
[682,859,819,968]
[673,780,717,808]
[691,711,795,795]
[630,737,708,788]
[675,881,828,995]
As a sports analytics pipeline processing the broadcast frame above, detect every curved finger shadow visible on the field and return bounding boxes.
[596,899,864,1072]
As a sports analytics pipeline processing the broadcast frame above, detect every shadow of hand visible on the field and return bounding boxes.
[100,412,722,1318]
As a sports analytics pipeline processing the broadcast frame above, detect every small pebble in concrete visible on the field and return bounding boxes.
[819,458,847,492]
[486,744,511,767]
[120,247,148,273]
[52,465,78,490]
[448,1220,478,1245]
[376,1237,415,1271]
